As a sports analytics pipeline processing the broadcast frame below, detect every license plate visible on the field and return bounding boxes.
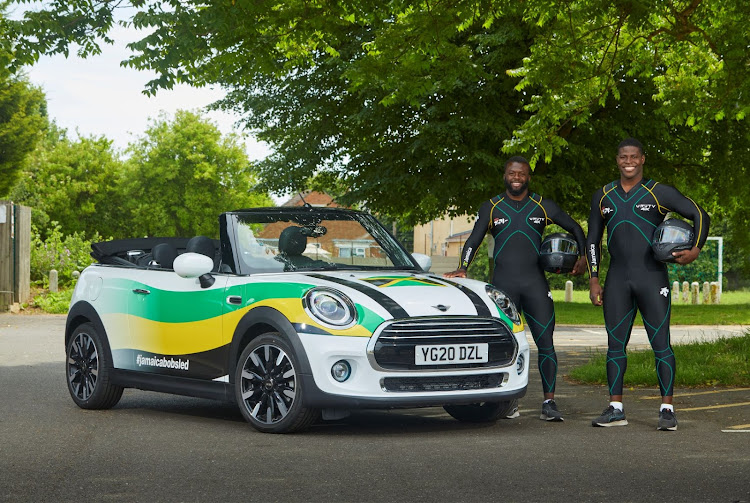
[414,343,489,365]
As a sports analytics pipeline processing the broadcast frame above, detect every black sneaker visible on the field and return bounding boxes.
[540,400,564,421]
[591,405,628,427]
[658,408,678,431]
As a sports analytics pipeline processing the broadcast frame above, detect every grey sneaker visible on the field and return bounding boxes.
[592,405,628,427]
[658,408,678,431]
[540,400,564,421]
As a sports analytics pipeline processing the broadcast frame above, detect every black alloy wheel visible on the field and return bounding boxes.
[235,333,318,433]
[66,323,123,409]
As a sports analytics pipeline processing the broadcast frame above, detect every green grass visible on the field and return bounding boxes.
[552,289,750,325]
[569,334,750,387]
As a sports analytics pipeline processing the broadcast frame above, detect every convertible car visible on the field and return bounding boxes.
[65,207,529,433]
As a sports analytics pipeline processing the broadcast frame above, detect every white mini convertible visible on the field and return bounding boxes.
[66,207,529,432]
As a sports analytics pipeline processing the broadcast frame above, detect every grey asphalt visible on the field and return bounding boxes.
[1,314,748,502]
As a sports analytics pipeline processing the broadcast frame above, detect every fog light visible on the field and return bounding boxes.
[331,360,351,382]
[516,353,525,375]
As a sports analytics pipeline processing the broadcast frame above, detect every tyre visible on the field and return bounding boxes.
[443,399,518,423]
[66,323,124,409]
[234,333,319,433]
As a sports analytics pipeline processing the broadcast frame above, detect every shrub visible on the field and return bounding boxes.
[31,289,73,314]
[30,223,101,287]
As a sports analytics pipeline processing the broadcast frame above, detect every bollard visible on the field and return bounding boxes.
[564,281,573,303]
[682,281,689,303]
[49,269,58,293]
[710,282,720,304]
[702,282,710,305]
[691,282,699,305]
[72,271,80,280]
[672,281,679,303]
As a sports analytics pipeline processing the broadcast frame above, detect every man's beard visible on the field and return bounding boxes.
[504,178,528,197]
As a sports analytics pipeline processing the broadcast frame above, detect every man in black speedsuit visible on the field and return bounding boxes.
[587,138,710,431]
[445,156,586,421]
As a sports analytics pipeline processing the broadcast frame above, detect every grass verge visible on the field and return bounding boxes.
[568,333,750,387]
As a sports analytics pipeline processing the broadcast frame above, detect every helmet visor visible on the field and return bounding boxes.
[655,226,692,245]
[541,237,578,254]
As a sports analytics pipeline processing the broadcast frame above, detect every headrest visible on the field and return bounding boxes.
[152,242,178,269]
[278,227,307,256]
[186,236,216,259]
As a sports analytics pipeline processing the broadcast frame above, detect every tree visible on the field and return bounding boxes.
[0,74,47,196]
[6,1,749,278]
[122,110,271,238]
[11,123,126,238]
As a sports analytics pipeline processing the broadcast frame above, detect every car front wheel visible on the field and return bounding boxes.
[443,399,518,423]
[234,333,319,433]
[66,323,123,409]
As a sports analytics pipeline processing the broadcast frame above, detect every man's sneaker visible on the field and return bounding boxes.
[658,408,678,431]
[505,402,520,419]
[540,400,564,421]
[591,405,628,427]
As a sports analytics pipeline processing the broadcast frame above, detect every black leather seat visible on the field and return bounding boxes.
[277,227,315,269]
[186,236,218,271]
[151,242,178,269]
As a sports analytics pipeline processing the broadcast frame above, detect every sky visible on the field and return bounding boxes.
[25,24,272,162]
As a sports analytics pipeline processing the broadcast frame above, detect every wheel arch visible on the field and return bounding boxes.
[228,306,312,382]
[65,301,114,362]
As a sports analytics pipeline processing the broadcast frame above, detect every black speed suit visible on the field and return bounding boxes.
[459,193,585,394]
[586,179,710,397]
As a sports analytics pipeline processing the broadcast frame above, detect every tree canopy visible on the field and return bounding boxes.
[6,1,749,279]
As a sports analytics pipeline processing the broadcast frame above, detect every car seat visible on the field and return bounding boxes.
[151,242,178,269]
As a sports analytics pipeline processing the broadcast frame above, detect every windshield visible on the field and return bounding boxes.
[230,210,417,274]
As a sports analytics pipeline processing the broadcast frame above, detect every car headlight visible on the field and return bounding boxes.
[304,288,357,328]
[485,285,521,325]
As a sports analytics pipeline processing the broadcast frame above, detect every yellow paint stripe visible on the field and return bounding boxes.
[725,424,750,430]
[113,297,374,354]
[641,388,750,399]
[680,402,750,412]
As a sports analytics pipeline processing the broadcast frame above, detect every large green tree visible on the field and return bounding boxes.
[11,122,126,238]
[122,110,272,238]
[6,1,749,278]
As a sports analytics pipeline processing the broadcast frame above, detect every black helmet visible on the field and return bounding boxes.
[652,219,694,263]
[540,233,578,273]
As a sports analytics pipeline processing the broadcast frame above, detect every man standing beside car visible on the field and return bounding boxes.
[586,137,710,430]
[445,156,586,422]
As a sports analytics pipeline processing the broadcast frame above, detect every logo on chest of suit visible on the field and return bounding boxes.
[493,217,508,227]
[660,287,669,297]
[636,204,657,212]
[602,207,613,215]
[528,217,545,225]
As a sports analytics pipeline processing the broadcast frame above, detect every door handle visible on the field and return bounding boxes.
[132,289,151,295]
[226,295,242,305]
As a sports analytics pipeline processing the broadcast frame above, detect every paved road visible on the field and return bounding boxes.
[1,314,748,502]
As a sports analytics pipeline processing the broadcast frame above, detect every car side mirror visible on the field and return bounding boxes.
[412,253,432,272]
[174,253,214,281]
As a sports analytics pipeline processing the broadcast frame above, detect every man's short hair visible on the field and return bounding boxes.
[504,156,530,170]
[617,138,644,155]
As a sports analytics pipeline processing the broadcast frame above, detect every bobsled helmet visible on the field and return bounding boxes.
[539,233,579,274]
[652,219,694,263]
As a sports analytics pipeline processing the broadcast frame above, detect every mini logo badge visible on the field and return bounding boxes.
[432,304,450,312]
[636,204,656,212]
[493,217,508,226]
[660,287,669,297]
[602,207,613,215]
[529,217,545,224]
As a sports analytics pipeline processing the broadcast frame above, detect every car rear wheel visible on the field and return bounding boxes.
[443,399,518,423]
[235,333,319,433]
[66,323,123,409]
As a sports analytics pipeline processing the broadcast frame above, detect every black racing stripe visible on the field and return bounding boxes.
[306,274,409,319]
[439,278,493,317]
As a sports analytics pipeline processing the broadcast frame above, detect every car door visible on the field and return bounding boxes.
[127,268,229,380]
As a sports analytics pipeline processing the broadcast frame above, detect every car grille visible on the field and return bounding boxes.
[382,373,507,392]
[371,317,518,371]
